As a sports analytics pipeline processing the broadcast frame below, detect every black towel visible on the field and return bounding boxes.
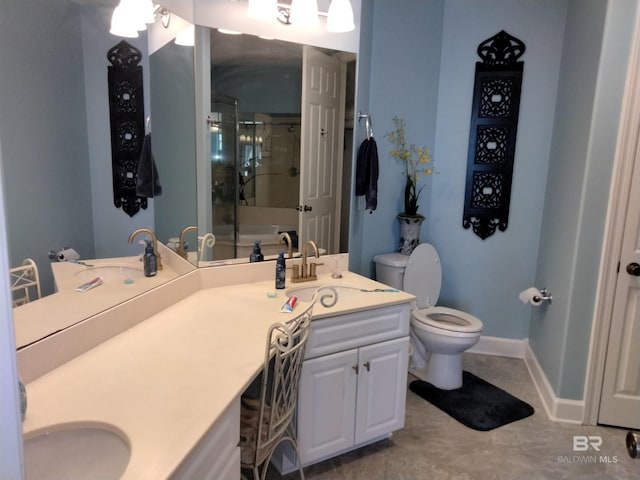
[355,137,379,212]
[136,133,162,198]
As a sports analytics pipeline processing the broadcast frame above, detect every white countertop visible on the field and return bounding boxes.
[22,271,414,479]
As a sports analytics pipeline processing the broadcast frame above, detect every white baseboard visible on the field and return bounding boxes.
[467,335,527,358]
[522,340,584,424]
[467,336,585,424]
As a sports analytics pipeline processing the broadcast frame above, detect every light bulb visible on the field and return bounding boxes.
[290,0,319,27]
[326,0,355,33]
[109,5,139,38]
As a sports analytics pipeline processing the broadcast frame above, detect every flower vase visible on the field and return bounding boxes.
[397,214,425,255]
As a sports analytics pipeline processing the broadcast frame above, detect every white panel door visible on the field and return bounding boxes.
[355,337,410,445]
[598,136,640,429]
[299,45,345,253]
[297,349,358,464]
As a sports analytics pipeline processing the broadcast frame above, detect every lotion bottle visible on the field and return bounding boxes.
[275,251,286,289]
[143,240,157,277]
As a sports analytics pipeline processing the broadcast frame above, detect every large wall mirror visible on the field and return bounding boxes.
[6,1,357,348]
[152,27,356,265]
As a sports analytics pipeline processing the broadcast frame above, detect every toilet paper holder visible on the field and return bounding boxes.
[534,288,553,304]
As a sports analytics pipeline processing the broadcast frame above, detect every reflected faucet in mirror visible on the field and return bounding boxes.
[292,240,321,283]
[128,228,163,270]
[177,226,197,259]
[278,232,294,259]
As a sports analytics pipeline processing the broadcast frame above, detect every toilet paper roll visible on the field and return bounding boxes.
[57,248,80,262]
[519,287,543,306]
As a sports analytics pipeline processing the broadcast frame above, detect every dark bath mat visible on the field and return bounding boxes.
[409,371,534,431]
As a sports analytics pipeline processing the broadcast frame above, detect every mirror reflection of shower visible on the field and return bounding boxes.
[238,113,301,208]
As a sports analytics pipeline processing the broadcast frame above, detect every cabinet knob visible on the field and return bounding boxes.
[352,365,359,374]
[363,361,370,372]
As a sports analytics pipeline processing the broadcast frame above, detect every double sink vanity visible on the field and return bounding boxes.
[16,248,414,479]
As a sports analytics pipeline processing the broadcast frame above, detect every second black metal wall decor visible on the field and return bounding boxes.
[107,40,146,217]
[462,30,526,239]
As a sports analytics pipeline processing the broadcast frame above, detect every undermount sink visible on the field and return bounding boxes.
[74,263,144,284]
[24,423,130,480]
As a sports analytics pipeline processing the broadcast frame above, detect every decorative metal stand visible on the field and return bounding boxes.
[462,31,525,239]
[107,40,146,217]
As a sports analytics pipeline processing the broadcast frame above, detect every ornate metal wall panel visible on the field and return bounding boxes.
[107,41,146,217]
[462,31,525,239]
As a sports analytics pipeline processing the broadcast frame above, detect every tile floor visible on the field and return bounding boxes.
[265,354,638,480]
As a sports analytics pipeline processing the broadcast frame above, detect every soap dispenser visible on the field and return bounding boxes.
[275,251,286,289]
[143,240,157,277]
[249,241,264,262]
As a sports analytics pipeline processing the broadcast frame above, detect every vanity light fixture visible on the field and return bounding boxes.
[174,25,195,46]
[248,0,355,32]
[326,0,355,32]
[288,0,319,27]
[110,0,171,38]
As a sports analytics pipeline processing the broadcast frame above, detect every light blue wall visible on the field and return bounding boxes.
[150,41,198,246]
[0,0,94,295]
[0,3,155,295]
[213,65,302,114]
[352,0,638,401]
[80,7,155,260]
[530,0,638,400]
[352,0,567,342]
[350,0,444,277]
[430,0,568,340]
[348,0,373,269]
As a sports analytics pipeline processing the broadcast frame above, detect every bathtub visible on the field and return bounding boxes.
[213,224,297,259]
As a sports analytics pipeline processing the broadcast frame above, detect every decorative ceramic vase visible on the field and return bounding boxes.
[397,214,425,255]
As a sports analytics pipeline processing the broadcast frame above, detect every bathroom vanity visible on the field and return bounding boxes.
[18,256,413,479]
[273,302,410,473]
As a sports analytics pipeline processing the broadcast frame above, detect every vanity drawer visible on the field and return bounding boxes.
[305,303,410,359]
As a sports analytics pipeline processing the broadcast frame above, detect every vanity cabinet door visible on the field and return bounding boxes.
[355,336,409,445]
[297,348,358,464]
[297,337,409,466]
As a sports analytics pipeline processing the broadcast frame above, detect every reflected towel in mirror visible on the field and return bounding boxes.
[136,133,162,198]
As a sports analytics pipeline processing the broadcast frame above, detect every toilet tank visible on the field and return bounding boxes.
[373,252,410,290]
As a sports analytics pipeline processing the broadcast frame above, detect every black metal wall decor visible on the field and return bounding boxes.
[462,31,525,239]
[107,40,146,217]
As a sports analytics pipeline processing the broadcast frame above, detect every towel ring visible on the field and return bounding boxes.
[357,112,373,139]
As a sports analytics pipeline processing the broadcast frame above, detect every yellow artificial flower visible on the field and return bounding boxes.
[385,116,436,215]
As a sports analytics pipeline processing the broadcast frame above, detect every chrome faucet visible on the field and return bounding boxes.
[292,240,321,283]
[128,228,163,270]
[278,231,294,259]
[177,225,197,259]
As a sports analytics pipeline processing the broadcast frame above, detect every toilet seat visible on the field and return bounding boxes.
[412,306,483,334]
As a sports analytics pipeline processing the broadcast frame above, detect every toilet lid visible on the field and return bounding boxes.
[404,243,441,309]
[412,306,483,333]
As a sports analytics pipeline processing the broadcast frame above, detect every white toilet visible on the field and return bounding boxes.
[373,243,483,390]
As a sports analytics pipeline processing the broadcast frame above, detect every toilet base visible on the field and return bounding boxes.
[409,352,463,390]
